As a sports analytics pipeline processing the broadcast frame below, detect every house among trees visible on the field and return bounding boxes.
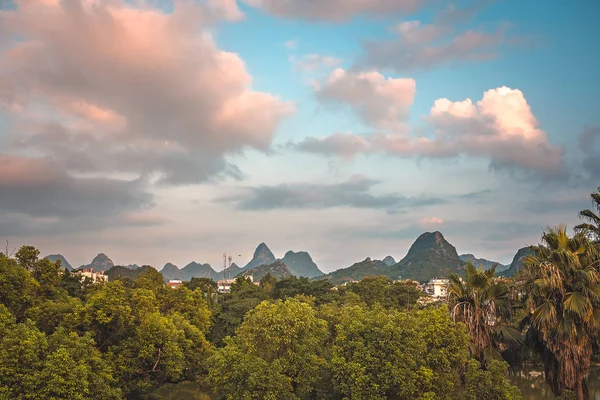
[74,268,108,283]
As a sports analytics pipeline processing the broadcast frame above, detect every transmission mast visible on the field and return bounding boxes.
[223,253,227,282]
[228,255,232,280]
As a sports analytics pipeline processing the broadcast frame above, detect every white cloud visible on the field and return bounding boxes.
[290,54,342,73]
[294,86,567,178]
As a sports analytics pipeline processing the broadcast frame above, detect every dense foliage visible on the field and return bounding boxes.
[2,187,598,399]
[0,250,522,399]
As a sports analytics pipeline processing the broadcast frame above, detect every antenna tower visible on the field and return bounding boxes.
[228,255,232,280]
[223,253,227,282]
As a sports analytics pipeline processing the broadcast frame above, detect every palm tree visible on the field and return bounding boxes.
[447,263,522,364]
[575,186,600,243]
[519,225,600,400]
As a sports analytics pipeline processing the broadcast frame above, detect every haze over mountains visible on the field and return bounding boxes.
[44,230,532,284]
[459,254,508,272]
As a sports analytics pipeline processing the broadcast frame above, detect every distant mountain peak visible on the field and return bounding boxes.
[320,257,389,284]
[180,261,218,281]
[44,254,73,271]
[79,253,114,272]
[239,260,292,281]
[163,262,179,270]
[161,262,181,281]
[280,250,322,278]
[392,231,464,282]
[243,243,276,271]
[382,256,396,266]
[501,247,535,277]
[459,254,508,271]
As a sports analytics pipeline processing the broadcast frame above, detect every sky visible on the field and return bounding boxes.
[0,0,598,272]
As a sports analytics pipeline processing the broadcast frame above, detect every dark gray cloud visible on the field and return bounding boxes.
[0,155,160,237]
[0,155,152,218]
[216,175,446,211]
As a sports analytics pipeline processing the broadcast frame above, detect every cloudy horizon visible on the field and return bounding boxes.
[0,0,598,273]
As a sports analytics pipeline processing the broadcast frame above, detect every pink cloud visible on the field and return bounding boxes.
[315,68,416,130]
[0,0,293,185]
[293,86,567,178]
[419,217,444,225]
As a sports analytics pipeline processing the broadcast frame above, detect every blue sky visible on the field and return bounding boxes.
[0,0,598,272]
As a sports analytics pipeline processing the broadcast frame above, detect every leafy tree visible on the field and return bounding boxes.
[210,277,268,345]
[185,277,218,309]
[208,298,330,399]
[136,267,167,292]
[447,263,522,363]
[109,312,210,396]
[462,359,522,400]
[330,305,469,400]
[0,319,48,398]
[0,253,38,321]
[186,277,217,292]
[81,280,135,350]
[575,186,600,242]
[36,329,121,399]
[58,269,91,299]
[520,225,600,399]
[273,277,340,306]
[343,276,422,309]
[25,295,81,334]
[272,276,336,304]
[259,273,278,292]
[15,245,41,272]
[160,287,212,333]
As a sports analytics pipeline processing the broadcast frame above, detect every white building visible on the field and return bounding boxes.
[217,276,254,293]
[75,268,108,283]
[424,278,449,300]
[217,278,236,293]
[167,279,183,289]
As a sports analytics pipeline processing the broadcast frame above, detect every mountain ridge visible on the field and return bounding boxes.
[279,250,322,278]
[459,254,508,271]
[79,253,114,272]
[238,260,293,281]
[390,231,465,283]
[44,254,73,271]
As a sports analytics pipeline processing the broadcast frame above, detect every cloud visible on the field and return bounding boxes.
[314,69,416,130]
[242,0,428,21]
[0,155,152,218]
[290,54,342,73]
[284,40,298,50]
[579,126,600,178]
[419,217,444,225]
[0,0,295,186]
[216,175,445,211]
[354,1,508,72]
[293,86,567,178]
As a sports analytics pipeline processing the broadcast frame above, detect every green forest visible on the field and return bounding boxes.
[1,187,599,400]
